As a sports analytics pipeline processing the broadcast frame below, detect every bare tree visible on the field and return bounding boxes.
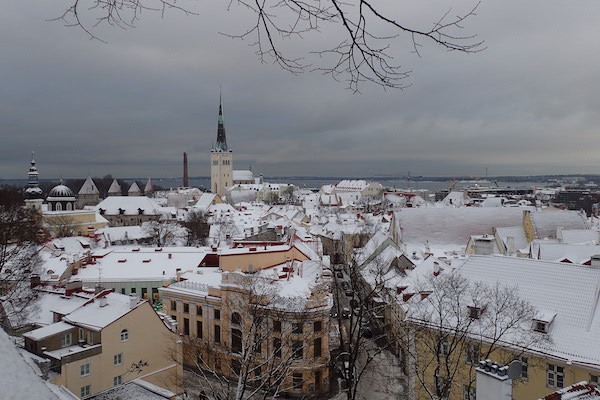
[182,210,210,246]
[46,214,78,238]
[0,205,48,329]
[399,271,551,400]
[174,272,329,399]
[143,220,186,247]
[54,0,483,91]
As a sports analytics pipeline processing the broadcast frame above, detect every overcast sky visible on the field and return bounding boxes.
[2,0,600,180]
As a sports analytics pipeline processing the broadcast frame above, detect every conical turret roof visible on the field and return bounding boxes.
[108,179,121,194]
[128,181,141,194]
[78,177,99,195]
[144,177,154,194]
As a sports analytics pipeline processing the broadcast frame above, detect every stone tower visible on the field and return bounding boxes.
[24,152,44,210]
[210,95,233,198]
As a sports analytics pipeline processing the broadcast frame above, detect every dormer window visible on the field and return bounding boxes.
[138,208,144,215]
[118,208,125,215]
[99,208,105,215]
[468,306,482,319]
[533,311,556,334]
[533,320,549,333]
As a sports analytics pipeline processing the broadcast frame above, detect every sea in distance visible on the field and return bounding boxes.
[1,176,550,192]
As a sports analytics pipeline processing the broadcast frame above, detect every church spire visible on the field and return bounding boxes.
[215,92,228,152]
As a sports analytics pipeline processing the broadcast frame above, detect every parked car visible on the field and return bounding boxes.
[330,306,338,318]
[336,271,344,279]
[341,307,351,319]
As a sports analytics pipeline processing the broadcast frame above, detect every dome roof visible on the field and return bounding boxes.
[49,184,74,197]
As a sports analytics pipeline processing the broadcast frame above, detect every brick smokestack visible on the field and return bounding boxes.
[183,152,189,187]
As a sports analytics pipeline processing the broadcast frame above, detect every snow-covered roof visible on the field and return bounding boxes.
[495,226,529,253]
[0,329,63,400]
[62,292,145,331]
[78,177,99,195]
[530,210,588,239]
[441,191,472,206]
[335,179,369,192]
[459,255,600,367]
[98,226,152,242]
[395,207,532,245]
[559,229,598,245]
[536,243,600,264]
[95,196,163,216]
[76,247,209,282]
[193,193,219,212]
[108,179,121,194]
[233,170,254,181]
[128,181,141,194]
[23,321,74,341]
[89,379,177,400]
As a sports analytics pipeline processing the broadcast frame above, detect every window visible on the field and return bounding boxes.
[214,325,221,343]
[293,373,303,390]
[315,370,322,390]
[314,321,322,333]
[214,309,220,320]
[79,328,85,342]
[184,318,190,336]
[130,287,136,295]
[152,288,158,300]
[274,338,282,358]
[231,312,241,325]
[121,288,126,294]
[80,385,91,397]
[183,303,189,313]
[196,305,203,316]
[520,356,529,380]
[292,323,303,334]
[80,363,91,376]
[120,329,129,341]
[232,360,242,376]
[438,338,449,356]
[197,321,203,339]
[253,334,262,354]
[468,306,481,319]
[215,357,221,370]
[591,374,599,388]
[141,287,148,299]
[113,375,122,386]
[314,337,322,358]
[231,328,242,354]
[463,384,476,400]
[534,320,548,333]
[273,320,282,333]
[61,333,72,347]
[435,375,449,397]
[547,364,564,388]
[292,340,303,360]
[465,342,480,365]
[171,300,177,311]
[114,353,123,366]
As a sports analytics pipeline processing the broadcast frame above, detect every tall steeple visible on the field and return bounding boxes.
[24,152,43,200]
[214,93,228,152]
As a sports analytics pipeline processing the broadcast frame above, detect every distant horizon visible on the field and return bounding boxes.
[3,173,600,183]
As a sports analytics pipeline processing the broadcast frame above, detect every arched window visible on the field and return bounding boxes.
[56,203,62,211]
[231,312,241,325]
[66,203,72,211]
[120,329,129,341]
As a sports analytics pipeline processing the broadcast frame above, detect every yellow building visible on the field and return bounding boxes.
[160,260,332,397]
[23,291,182,398]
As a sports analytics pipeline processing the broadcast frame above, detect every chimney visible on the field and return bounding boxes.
[183,152,189,187]
[591,255,600,268]
[506,236,515,255]
[473,236,495,256]
[129,295,138,309]
[30,275,41,289]
[65,280,83,296]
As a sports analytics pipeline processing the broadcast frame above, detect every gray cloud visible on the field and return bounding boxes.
[1,0,600,181]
